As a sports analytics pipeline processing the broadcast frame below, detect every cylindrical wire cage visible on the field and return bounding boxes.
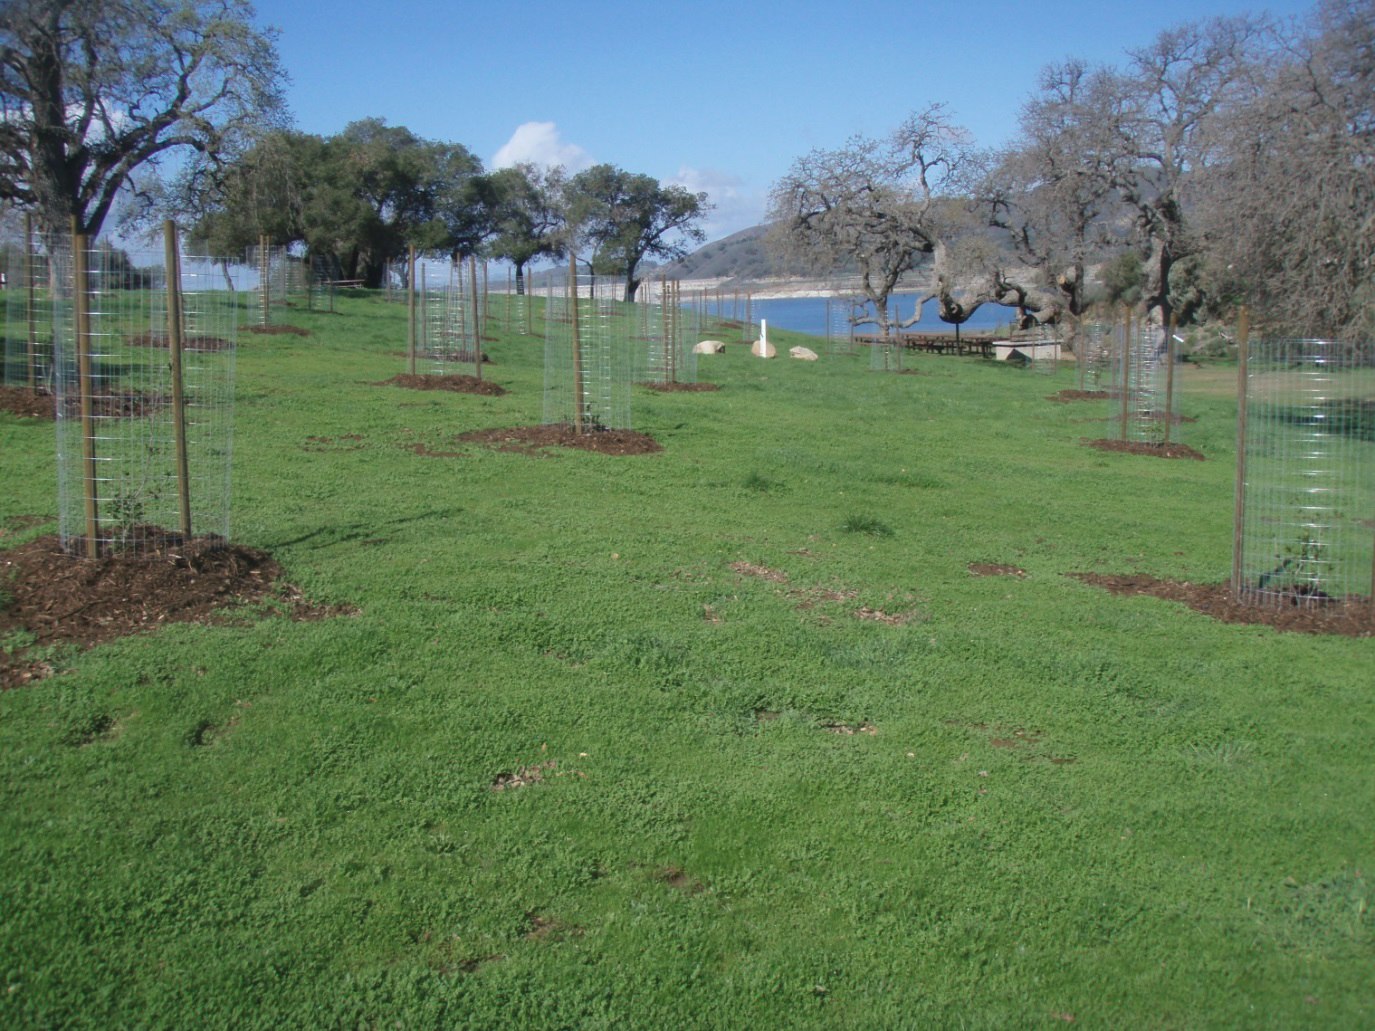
[52,234,238,556]
[543,266,632,431]
[1234,337,1374,607]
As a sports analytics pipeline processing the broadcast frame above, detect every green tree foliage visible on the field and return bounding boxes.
[0,0,285,239]
[484,163,566,294]
[186,119,483,287]
[564,164,708,302]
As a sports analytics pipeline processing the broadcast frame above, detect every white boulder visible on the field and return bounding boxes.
[789,346,819,361]
[693,339,726,355]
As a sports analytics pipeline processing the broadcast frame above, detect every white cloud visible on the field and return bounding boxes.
[492,122,593,172]
[668,166,766,241]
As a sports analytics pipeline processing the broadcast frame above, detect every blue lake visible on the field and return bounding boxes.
[700,291,1016,339]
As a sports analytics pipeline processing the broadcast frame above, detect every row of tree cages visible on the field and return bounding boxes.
[384,256,538,340]
[539,263,703,431]
[1,222,239,559]
[1075,311,1185,444]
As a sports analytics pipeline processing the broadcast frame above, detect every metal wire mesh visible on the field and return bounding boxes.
[636,279,696,385]
[415,258,481,373]
[1106,318,1179,443]
[543,266,632,430]
[51,234,238,556]
[1079,322,1112,392]
[1235,337,1375,606]
[869,303,903,372]
[827,295,859,355]
[3,231,54,389]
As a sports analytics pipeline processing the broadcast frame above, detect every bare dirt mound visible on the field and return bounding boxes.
[0,387,165,420]
[0,386,55,419]
[638,381,720,393]
[1082,438,1205,460]
[245,324,311,337]
[382,373,506,396]
[1049,389,1117,403]
[1070,572,1373,636]
[1,530,350,689]
[455,424,662,456]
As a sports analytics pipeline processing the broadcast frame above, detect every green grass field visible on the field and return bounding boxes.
[2,292,1371,1028]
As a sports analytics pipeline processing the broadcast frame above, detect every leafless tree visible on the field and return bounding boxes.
[978,60,1126,341]
[1195,0,1374,337]
[766,105,975,337]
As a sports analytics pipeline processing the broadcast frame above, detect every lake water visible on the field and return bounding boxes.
[702,291,1015,340]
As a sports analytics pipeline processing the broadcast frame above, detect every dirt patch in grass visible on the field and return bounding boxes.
[969,563,1026,577]
[1048,389,1118,403]
[126,332,234,352]
[525,912,584,942]
[490,760,556,791]
[1082,438,1206,460]
[1070,572,1374,636]
[658,866,707,893]
[731,560,789,583]
[381,373,506,396]
[245,323,311,337]
[456,424,661,456]
[0,386,56,419]
[853,606,916,625]
[638,381,720,392]
[2,387,169,421]
[823,721,878,736]
[1,530,351,689]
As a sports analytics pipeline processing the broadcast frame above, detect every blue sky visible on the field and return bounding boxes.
[251,0,1316,243]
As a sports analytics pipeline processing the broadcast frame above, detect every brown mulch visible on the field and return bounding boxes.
[1,529,352,689]
[638,381,720,393]
[126,332,235,352]
[1048,389,1119,403]
[0,386,55,419]
[1083,438,1206,460]
[1,386,166,421]
[969,563,1026,577]
[246,324,311,337]
[1070,572,1374,636]
[454,424,662,456]
[381,373,506,396]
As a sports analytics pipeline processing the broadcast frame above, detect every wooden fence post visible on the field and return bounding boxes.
[164,221,193,538]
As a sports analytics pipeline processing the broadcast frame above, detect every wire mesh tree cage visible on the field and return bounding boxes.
[636,278,696,386]
[543,261,632,431]
[1233,335,1374,609]
[1106,313,1183,445]
[50,225,238,557]
[3,215,55,390]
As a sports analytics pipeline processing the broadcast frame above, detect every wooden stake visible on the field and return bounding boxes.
[72,219,98,558]
[24,213,36,389]
[407,246,417,376]
[469,254,482,380]
[1232,306,1250,596]
[163,221,193,538]
[1120,307,1132,440]
[1163,313,1176,446]
[258,233,270,326]
[569,257,584,434]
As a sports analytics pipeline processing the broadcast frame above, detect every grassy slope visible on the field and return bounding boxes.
[1,293,1370,1028]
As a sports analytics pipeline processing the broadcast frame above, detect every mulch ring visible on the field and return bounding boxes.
[0,386,167,421]
[1082,438,1205,460]
[1070,572,1374,637]
[1048,389,1119,403]
[125,332,235,352]
[380,373,506,396]
[1,529,353,689]
[245,324,311,337]
[637,381,720,393]
[454,424,661,456]
[0,386,55,419]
